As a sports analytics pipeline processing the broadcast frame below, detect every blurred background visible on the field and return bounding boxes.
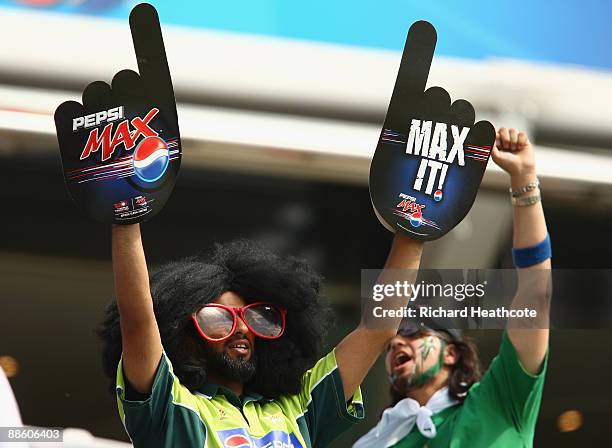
[0,0,611,446]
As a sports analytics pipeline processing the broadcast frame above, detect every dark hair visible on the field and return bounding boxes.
[98,239,331,398]
[389,332,482,405]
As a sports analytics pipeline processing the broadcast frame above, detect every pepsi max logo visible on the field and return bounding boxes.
[410,211,423,227]
[79,108,159,162]
[132,136,169,182]
[223,434,252,448]
[394,194,428,228]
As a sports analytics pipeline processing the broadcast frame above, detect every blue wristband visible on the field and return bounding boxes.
[512,234,552,268]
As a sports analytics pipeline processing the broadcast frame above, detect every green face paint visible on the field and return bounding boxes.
[419,336,436,363]
[411,339,446,387]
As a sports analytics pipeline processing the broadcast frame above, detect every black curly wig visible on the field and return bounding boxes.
[98,239,332,398]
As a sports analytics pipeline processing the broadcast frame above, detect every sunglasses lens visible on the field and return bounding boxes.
[244,304,284,338]
[195,306,234,340]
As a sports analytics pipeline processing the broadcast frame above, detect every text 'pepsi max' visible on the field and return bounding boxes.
[57,102,181,224]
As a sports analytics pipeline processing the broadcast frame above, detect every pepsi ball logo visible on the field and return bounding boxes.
[224,434,252,448]
[410,211,422,227]
[133,136,169,183]
[434,190,443,201]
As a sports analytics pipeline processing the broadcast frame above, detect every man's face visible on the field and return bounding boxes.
[202,292,257,383]
[385,332,445,392]
[207,291,256,361]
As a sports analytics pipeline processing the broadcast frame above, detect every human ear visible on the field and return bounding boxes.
[443,343,459,366]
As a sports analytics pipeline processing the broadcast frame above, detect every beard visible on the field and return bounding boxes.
[389,367,418,395]
[203,344,257,384]
[390,355,445,394]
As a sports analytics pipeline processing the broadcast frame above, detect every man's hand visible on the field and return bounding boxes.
[492,127,537,188]
[492,127,550,375]
[335,235,423,400]
[113,224,162,394]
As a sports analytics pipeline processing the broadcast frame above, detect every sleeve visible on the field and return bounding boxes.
[298,349,365,447]
[473,330,548,433]
[116,352,207,448]
[0,368,23,427]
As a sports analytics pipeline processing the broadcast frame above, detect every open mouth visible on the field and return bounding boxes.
[393,351,413,369]
[226,339,251,357]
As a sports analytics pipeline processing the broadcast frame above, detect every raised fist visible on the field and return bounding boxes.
[491,128,536,179]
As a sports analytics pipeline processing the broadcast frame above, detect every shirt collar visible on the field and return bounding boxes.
[197,383,269,406]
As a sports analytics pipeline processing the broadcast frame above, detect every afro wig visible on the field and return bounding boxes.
[98,239,332,398]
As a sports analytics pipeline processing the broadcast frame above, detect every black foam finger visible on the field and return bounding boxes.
[54,100,85,155]
[369,20,496,242]
[112,69,145,102]
[82,81,113,111]
[465,120,496,149]
[400,21,437,100]
[420,86,452,118]
[54,100,84,126]
[55,3,181,226]
[129,3,174,103]
[385,21,437,131]
[448,99,476,127]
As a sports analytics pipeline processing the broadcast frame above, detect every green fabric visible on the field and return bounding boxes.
[116,348,364,448]
[392,331,548,448]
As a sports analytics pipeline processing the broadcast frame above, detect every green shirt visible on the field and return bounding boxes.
[393,332,548,448]
[116,349,364,448]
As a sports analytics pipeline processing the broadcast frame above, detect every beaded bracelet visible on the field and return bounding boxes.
[511,190,541,207]
[509,178,540,197]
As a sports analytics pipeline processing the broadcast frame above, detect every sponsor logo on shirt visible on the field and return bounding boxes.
[223,433,252,448]
[218,428,303,448]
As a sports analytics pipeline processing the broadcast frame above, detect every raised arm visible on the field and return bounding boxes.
[492,128,551,375]
[113,224,163,394]
[335,235,423,399]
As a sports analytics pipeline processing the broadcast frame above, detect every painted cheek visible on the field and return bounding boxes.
[423,341,441,370]
[410,340,426,371]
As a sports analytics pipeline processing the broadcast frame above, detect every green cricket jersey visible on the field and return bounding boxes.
[392,331,548,448]
[116,348,364,448]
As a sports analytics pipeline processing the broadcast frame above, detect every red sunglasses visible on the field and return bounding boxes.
[191,301,287,342]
